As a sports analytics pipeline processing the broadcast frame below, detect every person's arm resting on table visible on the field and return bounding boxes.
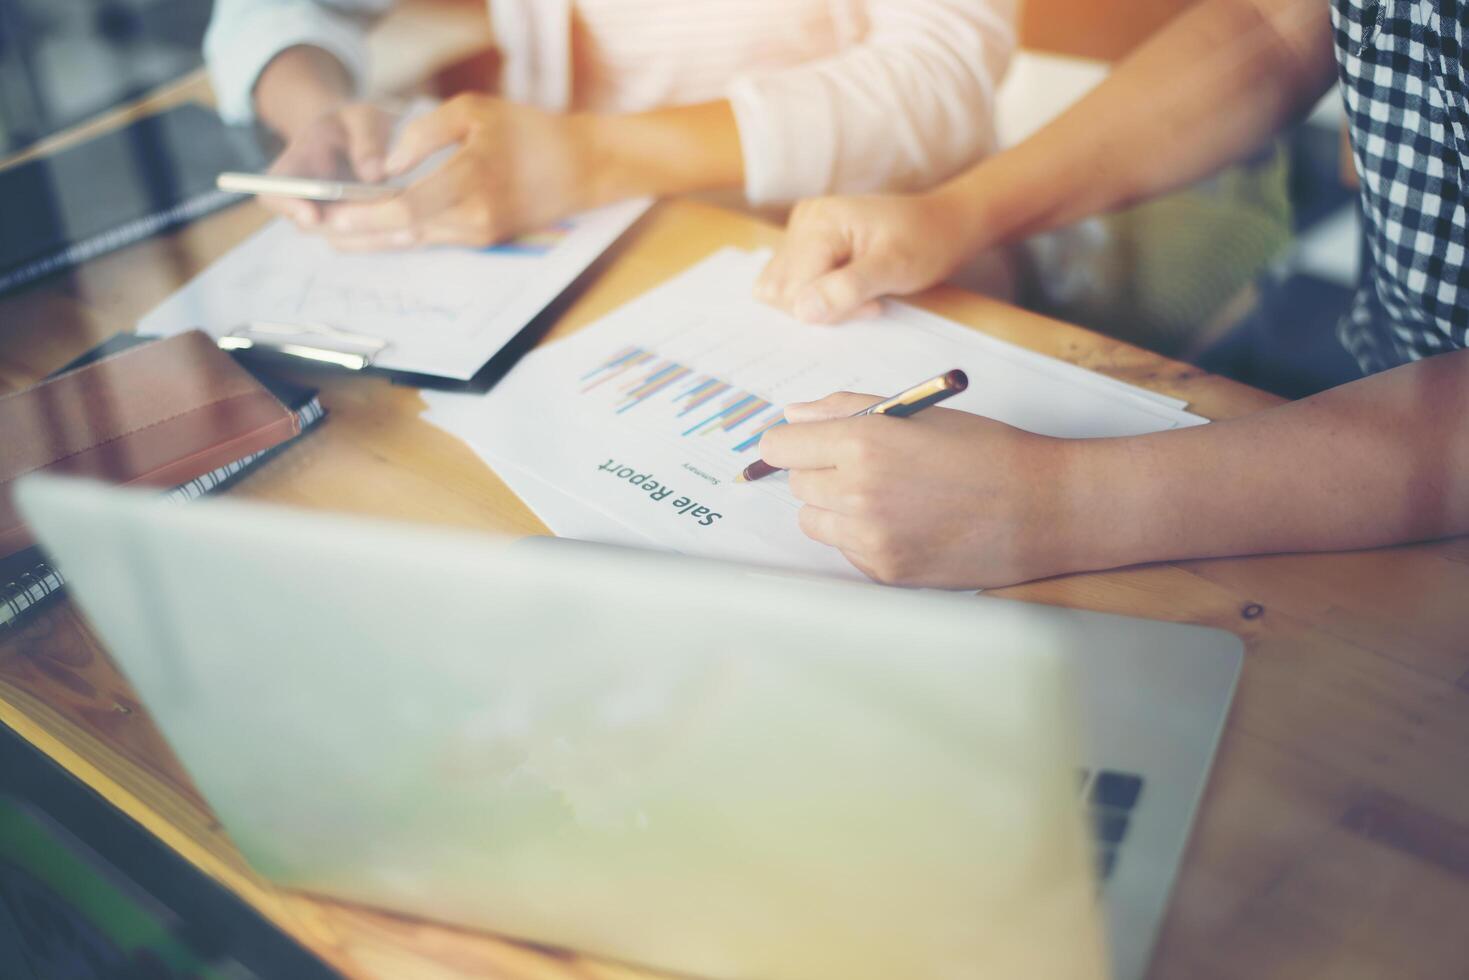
[759,355,1469,589]
[316,0,1014,249]
[750,0,1469,588]
[758,0,1332,321]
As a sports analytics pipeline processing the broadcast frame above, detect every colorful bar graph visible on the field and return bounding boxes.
[720,398,769,431]
[683,395,756,437]
[617,364,692,413]
[581,347,656,392]
[733,415,786,452]
[582,346,783,452]
[679,380,730,414]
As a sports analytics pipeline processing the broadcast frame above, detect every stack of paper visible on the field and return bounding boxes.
[424,248,1206,579]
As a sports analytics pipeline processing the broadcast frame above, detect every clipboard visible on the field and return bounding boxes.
[205,210,641,394]
[208,213,637,393]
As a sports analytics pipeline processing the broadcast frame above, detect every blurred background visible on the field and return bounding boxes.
[0,0,211,155]
[1013,0,1361,399]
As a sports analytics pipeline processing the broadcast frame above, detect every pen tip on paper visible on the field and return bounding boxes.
[734,473,747,483]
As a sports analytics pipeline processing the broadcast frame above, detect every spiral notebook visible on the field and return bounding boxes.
[0,334,324,630]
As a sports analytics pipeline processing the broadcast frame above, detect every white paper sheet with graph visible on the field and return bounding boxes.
[425,248,1207,578]
[137,199,649,379]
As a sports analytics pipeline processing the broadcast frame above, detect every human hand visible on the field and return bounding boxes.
[316,93,596,252]
[260,102,396,227]
[758,392,1099,589]
[755,189,982,324]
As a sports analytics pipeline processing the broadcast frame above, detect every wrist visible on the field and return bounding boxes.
[1045,436,1150,577]
[253,46,353,139]
[568,113,637,209]
[936,154,1061,255]
[920,174,1005,265]
[573,101,744,207]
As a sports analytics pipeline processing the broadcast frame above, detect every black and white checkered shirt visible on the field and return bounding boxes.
[1331,0,1469,373]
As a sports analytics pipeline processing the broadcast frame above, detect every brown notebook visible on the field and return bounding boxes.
[0,330,302,558]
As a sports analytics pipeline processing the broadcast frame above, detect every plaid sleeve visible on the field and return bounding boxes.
[1331,0,1469,371]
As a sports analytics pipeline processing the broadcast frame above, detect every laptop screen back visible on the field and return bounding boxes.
[18,475,1107,980]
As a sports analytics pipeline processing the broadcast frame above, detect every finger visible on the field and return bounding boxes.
[759,230,847,311]
[415,213,512,247]
[321,198,413,238]
[322,195,510,253]
[384,97,475,176]
[839,549,884,583]
[757,416,868,471]
[325,221,498,253]
[782,391,883,424]
[321,228,419,252]
[259,194,322,226]
[795,508,900,585]
[324,149,477,236]
[795,505,871,553]
[792,255,888,324]
[264,145,333,224]
[757,218,848,310]
[342,106,393,182]
[785,468,850,510]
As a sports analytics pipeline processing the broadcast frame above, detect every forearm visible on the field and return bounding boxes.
[253,45,354,140]
[937,0,1336,250]
[1070,351,1469,570]
[578,100,744,206]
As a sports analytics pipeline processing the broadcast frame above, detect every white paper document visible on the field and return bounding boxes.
[425,248,1207,579]
[138,199,650,379]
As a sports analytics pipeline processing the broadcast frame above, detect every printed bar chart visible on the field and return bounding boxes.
[581,346,787,454]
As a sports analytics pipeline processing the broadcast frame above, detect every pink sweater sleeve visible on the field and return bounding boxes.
[726,0,1016,205]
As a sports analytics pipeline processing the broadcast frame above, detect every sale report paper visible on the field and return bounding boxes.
[425,248,1207,579]
[138,199,650,380]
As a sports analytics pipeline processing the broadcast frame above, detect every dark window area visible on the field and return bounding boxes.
[0,0,212,157]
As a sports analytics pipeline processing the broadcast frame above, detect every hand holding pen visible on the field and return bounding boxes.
[737,369,969,483]
[748,370,1070,589]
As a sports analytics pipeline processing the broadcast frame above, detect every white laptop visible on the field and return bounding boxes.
[17,476,1241,980]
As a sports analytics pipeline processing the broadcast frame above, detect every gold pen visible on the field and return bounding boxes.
[736,368,969,483]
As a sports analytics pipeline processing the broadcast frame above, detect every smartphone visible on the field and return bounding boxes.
[217,171,398,202]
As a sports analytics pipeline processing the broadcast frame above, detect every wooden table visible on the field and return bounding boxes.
[3,180,1469,978]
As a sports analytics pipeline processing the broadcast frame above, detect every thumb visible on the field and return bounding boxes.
[343,108,392,182]
[384,100,473,177]
[756,221,846,309]
[792,255,889,324]
[783,391,884,423]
